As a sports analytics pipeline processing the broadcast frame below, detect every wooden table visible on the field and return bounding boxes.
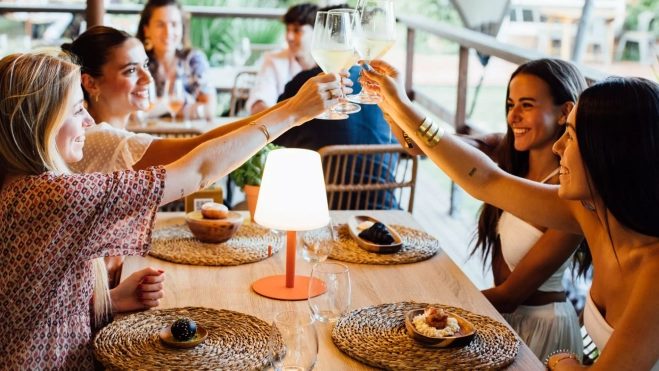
[121,210,543,370]
[125,117,239,137]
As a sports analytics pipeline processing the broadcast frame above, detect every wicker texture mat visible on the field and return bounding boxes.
[149,224,283,265]
[332,301,520,370]
[329,224,440,264]
[94,307,281,371]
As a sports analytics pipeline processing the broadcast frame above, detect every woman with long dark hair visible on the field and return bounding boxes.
[362,60,659,370]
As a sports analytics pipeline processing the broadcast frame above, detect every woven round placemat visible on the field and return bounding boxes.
[149,224,283,265]
[94,307,282,371]
[332,301,520,370]
[328,224,440,264]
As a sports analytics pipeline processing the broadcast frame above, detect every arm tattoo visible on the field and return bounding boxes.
[468,167,477,177]
[181,188,184,197]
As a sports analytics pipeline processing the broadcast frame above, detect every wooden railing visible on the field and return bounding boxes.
[0,6,609,126]
[396,13,610,135]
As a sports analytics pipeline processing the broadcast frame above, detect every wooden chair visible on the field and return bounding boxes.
[317,144,418,213]
[229,70,257,117]
[578,310,600,365]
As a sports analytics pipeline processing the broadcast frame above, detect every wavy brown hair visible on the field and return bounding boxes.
[471,58,592,278]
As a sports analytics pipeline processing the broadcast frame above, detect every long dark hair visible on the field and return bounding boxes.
[577,77,659,240]
[61,25,133,102]
[136,0,188,96]
[471,58,592,277]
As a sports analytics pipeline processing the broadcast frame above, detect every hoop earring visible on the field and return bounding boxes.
[143,37,153,52]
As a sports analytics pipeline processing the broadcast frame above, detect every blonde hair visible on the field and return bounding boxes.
[0,51,112,324]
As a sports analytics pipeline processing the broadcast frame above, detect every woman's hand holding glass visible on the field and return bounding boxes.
[359,60,411,115]
[283,71,352,125]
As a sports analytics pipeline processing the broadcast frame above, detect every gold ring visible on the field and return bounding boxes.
[329,89,338,100]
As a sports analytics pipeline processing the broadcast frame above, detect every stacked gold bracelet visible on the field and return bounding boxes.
[415,117,444,148]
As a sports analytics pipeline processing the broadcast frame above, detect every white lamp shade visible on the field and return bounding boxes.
[254,148,330,231]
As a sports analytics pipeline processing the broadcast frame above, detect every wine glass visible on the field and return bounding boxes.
[232,37,252,67]
[300,219,336,263]
[166,78,186,123]
[327,8,362,115]
[268,311,318,371]
[311,11,355,120]
[308,262,351,323]
[346,0,396,105]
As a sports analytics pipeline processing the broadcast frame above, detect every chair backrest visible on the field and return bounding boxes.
[638,10,656,33]
[229,71,258,117]
[578,310,600,365]
[317,144,418,212]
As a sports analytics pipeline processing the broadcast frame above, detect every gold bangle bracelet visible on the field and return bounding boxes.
[550,355,579,370]
[259,125,270,142]
[416,117,433,138]
[426,126,444,147]
[422,124,440,142]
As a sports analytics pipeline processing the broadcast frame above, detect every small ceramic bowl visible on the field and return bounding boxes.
[347,215,403,254]
[159,324,208,349]
[185,210,244,243]
[404,309,476,348]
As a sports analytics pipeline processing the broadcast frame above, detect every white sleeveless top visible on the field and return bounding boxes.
[585,291,659,369]
[497,168,568,292]
[68,122,154,174]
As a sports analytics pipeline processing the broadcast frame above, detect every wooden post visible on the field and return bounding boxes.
[86,0,105,28]
[405,27,415,100]
[455,46,469,134]
[573,0,594,63]
[450,46,469,217]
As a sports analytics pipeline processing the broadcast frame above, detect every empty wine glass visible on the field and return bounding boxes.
[308,262,351,323]
[269,311,318,371]
[328,8,362,115]
[232,37,252,67]
[300,219,336,263]
[346,0,396,105]
[166,78,186,123]
[311,11,355,120]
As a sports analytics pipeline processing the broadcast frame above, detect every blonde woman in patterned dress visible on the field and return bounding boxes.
[0,50,345,370]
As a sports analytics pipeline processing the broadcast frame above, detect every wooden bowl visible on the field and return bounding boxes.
[404,309,476,348]
[159,324,208,349]
[185,210,244,243]
[347,215,403,254]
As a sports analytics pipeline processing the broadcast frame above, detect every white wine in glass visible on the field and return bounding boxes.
[346,0,396,105]
[328,8,362,115]
[311,11,355,120]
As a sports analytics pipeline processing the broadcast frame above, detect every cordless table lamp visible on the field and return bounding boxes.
[252,148,329,300]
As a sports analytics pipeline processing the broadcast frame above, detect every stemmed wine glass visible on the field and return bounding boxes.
[166,78,186,123]
[346,0,396,105]
[327,8,362,115]
[268,311,318,371]
[311,11,356,120]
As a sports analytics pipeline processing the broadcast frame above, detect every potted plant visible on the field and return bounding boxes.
[229,143,282,220]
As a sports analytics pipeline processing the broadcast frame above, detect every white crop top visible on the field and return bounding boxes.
[497,168,568,293]
[585,291,659,369]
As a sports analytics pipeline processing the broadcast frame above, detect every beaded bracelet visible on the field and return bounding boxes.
[544,349,581,371]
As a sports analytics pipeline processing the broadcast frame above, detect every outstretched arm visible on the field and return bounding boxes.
[160,73,345,205]
[133,72,353,171]
[361,60,581,234]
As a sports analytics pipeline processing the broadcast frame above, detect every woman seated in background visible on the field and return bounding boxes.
[362,59,659,370]
[247,3,318,115]
[136,0,216,119]
[0,50,344,370]
[63,24,352,292]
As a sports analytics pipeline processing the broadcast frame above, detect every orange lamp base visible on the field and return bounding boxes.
[252,275,327,301]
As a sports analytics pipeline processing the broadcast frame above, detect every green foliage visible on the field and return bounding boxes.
[229,143,283,191]
[180,0,292,63]
[625,0,659,33]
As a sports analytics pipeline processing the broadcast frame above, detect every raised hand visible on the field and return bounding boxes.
[285,70,353,125]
